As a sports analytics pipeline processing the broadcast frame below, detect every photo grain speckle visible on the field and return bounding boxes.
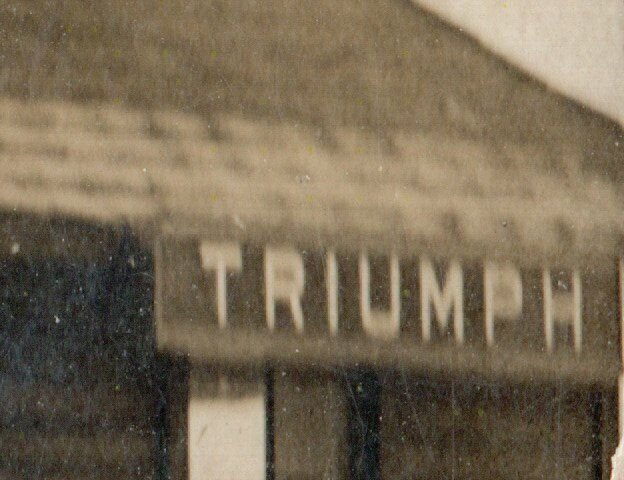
[0,1,623,479]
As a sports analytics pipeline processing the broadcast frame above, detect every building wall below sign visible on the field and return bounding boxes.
[0,217,618,479]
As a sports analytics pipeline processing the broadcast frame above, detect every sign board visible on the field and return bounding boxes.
[155,236,621,386]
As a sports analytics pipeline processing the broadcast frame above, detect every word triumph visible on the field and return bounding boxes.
[194,241,587,354]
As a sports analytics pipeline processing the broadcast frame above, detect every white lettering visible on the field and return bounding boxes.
[420,258,464,343]
[543,268,582,354]
[359,251,400,340]
[265,247,305,333]
[327,249,339,336]
[200,242,242,329]
[484,262,523,346]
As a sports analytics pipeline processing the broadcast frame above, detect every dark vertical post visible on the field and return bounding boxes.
[154,355,171,480]
[601,387,619,480]
[591,390,603,480]
[266,365,275,480]
[347,369,381,480]
[168,358,190,480]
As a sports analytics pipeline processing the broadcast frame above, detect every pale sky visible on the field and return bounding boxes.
[414,0,624,126]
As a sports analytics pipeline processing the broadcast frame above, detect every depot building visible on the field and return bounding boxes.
[1,1,624,479]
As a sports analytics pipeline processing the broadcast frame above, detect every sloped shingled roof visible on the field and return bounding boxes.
[0,0,623,266]
[0,97,622,268]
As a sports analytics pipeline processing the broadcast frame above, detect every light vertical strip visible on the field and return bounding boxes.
[619,259,624,439]
[327,249,338,336]
[543,268,553,353]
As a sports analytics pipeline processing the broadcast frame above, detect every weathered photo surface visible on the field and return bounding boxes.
[0,1,623,479]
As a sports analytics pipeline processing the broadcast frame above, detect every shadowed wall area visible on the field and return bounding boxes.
[0,225,157,479]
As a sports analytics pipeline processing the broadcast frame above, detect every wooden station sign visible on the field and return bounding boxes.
[155,236,621,385]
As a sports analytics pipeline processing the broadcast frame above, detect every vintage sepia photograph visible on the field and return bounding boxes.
[0,1,623,479]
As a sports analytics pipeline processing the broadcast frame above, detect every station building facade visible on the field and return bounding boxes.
[0,1,623,479]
